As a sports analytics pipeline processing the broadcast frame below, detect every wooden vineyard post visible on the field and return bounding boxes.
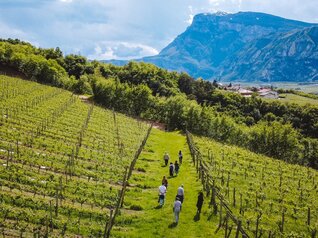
[235,220,241,238]
[224,213,229,238]
[59,177,63,206]
[113,110,121,151]
[55,186,59,217]
[239,193,243,214]
[226,172,230,199]
[280,208,285,233]
[201,169,205,190]
[196,153,199,173]
[307,207,311,226]
[6,147,10,169]
[199,161,203,179]
[104,209,113,238]
[49,200,53,232]
[44,215,49,238]
[205,175,210,195]
[105,168,128,238]
[16,140,20,158]
[120,168,128,208]
[255,213,261,238]
[233,188,236,207]
[219,198,223,227]
[211,180,217,215]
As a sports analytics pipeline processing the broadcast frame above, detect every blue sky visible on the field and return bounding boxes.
[1,0,317,60]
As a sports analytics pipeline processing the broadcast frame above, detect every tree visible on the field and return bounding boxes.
[129,84,153,116]
[63,54,87,79]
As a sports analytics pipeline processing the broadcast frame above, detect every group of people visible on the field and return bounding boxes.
[158,179,184,223]
[164,151,183,177]
[158,151,204,224]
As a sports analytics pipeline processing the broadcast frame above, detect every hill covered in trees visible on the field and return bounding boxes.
[0,38,317,169]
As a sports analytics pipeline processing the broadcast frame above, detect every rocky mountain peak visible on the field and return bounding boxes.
[107,12,318,82]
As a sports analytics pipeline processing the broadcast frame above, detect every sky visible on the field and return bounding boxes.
[0,0,317,60]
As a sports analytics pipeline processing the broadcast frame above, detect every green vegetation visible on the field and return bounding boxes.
[0,39,317,169]
[0,36,317,238]
[0,75,150,237]
[190,133,318,237]
[269,93,318,106]
[113,129,222,238]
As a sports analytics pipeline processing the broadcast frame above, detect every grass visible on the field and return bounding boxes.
[112,128,223,238]
[262,93,318,106]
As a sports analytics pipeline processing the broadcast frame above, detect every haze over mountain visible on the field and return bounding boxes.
[106,12,318,82]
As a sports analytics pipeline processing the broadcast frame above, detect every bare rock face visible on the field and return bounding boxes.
[221,26,318,82]
[107,12,318,82]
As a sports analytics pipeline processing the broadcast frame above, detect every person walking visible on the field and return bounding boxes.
[158,183,167,206]
[163,152,170,166]
[196,191,204,214]
[169,162,174,177]
[174,161,179,176]
[173,197,182,224]
[162,176,168,188]
[178,150,183,164]
[176,184,184,203]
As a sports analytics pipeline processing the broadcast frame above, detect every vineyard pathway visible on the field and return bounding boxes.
[112,128,221,238]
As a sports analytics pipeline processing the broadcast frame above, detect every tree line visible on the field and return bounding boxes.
[0,38,317,169]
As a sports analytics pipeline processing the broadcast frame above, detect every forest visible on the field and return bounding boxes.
[0,38,317,169]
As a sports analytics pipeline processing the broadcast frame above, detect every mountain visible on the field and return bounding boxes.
[105,12,318,82]
[221,26,318,82]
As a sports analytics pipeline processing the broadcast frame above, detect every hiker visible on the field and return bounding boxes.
[163,152,170,166]
[174,161,179,176]
[158,183,167,206]
[169,162,174,177]
[173,197,182,224]
[162,176,168,188]
[178,150,183,164]
[176,184,184,203]
[196,191,204,214]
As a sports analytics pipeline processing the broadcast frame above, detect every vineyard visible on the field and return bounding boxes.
[187,132,318,237]
[0,75,151,237]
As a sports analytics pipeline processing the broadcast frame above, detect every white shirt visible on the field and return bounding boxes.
[177,187,184,196]
[159,185,166,195]
[174,200,182,212]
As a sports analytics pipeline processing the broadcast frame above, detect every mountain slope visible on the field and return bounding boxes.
[221,26,318,82]
[105,12,318,82]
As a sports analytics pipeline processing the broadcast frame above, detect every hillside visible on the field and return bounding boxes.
[0,39,317,169]
[0,75,151,237]
[107,12,318,82]
[187,132,318,237]
[1,75,317,237]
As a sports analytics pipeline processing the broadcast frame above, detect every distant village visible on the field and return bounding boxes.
[220,83,279,99]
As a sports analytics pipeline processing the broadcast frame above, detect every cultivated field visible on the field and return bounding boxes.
[0,75,150,237]
[189,133,318,237]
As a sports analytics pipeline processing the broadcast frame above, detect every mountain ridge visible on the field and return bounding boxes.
[104,11,318,82]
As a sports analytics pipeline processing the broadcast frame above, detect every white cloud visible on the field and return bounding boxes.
[87,42,159,60]
[0,0,317,60]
